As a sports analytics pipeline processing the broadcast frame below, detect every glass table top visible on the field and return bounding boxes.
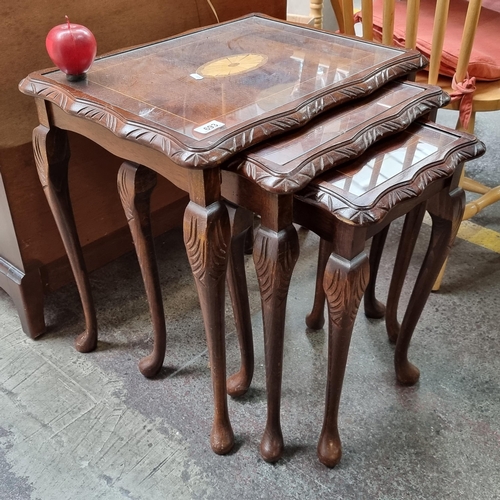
[226,81,448,192]
[250,83,424,167]
[20,15,425,168]
[326,126,451,198]
[293,121,485,225]
[302,123,459,207]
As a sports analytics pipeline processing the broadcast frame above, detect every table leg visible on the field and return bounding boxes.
[253,224,299,463]
[364,225,390,319]
[385,202,426,343]
[183,198,234,454]
[307,224,389,329]
[33,125,97,352]
[395,188,465,385]
[317,250,369,468]
[226,204,255,398]
[305,238,333,330]
[117,161,166,378]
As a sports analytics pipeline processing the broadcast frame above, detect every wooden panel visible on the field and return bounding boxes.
[213,0,286,22]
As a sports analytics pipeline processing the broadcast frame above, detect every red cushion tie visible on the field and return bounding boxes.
[450,72,476,130]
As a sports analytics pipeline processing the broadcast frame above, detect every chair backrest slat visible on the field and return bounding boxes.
[456,0,482,81]
[361,0,374,41]
[382,0,395,46]
[342,0,356,35]
[405,0,420,49]
[331,0,345,32]
[329,0,483,85]
[428,0,451,84]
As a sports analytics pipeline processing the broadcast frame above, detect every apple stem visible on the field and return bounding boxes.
[65,15,71,29]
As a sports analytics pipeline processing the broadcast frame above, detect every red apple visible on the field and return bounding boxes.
[46,16,97,81]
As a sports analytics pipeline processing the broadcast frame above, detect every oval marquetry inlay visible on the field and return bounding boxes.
[197,53,268,78]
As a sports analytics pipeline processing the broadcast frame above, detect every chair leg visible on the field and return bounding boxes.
[225,205,255,397]
[305,238,333,330]
[254,224,299,463]
[364,224,390,319]
[395,188,465,385]
[433,184,500,292]
[117,162,166,378]
[462,176,490,194]
[431,256,448,292]
[463,185,500,220]
[385,202,427,343]
[317,250,369,468]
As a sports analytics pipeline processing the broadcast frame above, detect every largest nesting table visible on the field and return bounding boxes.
[19,14,427,455]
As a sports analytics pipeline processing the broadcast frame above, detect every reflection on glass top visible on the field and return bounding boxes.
[322,125,456,200]
[254,83,424,166]
[44,15,402,143]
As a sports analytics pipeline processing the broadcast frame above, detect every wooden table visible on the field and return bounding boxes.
[292,121,484,466]
[19,14,426,455]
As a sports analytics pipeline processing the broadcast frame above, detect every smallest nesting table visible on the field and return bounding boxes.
[292,121,484,466]
[221,81,451,462]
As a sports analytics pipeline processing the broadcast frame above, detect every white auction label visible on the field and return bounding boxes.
[194,120,225,134]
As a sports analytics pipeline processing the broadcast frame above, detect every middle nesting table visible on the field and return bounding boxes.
[127,80,449,461]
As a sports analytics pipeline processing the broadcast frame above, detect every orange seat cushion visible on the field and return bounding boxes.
[364,0,500,81]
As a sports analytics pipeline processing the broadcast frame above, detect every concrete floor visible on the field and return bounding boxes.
[1,110,499,499]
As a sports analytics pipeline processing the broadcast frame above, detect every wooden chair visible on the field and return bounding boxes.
[331,0,500,288]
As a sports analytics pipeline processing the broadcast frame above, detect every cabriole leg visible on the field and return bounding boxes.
[385,203,426,343]
[395,189,464,385]
[318,250,369,468]
[364,225,390,319]
[226,205,255,397]
[33,125,97,352]
[306,238,333,330]
[184,198,234,454]
[254,224,299,463]
[117,161,166,378]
